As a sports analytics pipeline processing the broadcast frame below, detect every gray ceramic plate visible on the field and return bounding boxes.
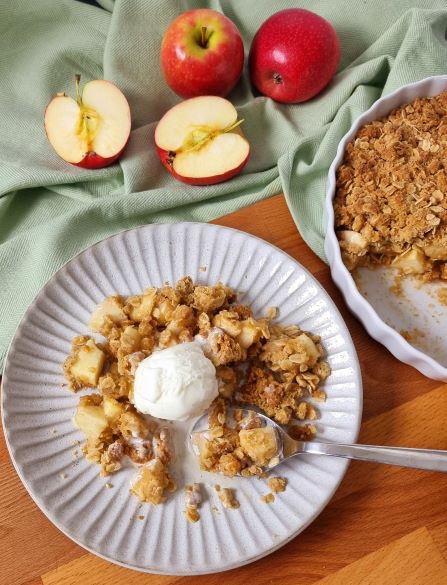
[2,222,362,574]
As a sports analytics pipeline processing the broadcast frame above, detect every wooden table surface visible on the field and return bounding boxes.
[1,194,447,585]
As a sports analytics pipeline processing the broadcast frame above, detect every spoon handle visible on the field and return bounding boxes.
[300,441,447,472]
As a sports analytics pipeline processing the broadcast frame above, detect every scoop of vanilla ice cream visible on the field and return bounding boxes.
[133,342,218,421]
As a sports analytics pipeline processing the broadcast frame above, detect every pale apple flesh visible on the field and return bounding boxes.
[44,78,131,168]
[155,96,250,185]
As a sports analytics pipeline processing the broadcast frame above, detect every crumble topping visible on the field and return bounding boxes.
[131,458,176,505]
[268,477,287,493]
[184,483,202,523]
[437,287,447,305]
[334,90,447,281]
[194,400,279,477]
[63,276,331,517]
[219,487,240,510]
[261,493,275,504]
[288,423,317,441]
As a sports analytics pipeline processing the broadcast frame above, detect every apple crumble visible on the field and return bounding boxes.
[261,493,275,504]
[63,276,330,512]
[334,90,447,281]
[268,477,287,493]
[193,400,279,478]
[218,487,240,510]
[184,483,202,523]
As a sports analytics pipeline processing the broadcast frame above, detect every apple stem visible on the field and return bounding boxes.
[224,118,244,133]
[201,26,208,48]
[75,74,83,106]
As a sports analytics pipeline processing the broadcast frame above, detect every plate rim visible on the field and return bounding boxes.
[1,221,363,575]
[324,74,447,382]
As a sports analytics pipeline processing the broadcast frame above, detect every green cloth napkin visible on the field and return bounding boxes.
[1,0,447,371]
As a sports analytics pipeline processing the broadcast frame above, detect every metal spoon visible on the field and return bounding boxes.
[191,407,447,473]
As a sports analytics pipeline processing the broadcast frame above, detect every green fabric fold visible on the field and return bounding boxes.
[1,0,447,370]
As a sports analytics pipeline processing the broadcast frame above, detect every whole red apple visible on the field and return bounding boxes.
[160,9,244,99]
[44,75,131,168]
[249,9,340,104]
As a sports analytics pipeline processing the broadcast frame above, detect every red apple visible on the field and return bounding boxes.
[155,96,250,185]
[44,75,131,168]
[249,9,340,104]
[160,9,244,99]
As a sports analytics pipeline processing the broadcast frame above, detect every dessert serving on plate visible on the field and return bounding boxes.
[63,276,331,518]
[2,221,361,573]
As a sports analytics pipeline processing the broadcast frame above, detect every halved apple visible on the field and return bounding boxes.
[154,96,250,185]
[44,75,131,169]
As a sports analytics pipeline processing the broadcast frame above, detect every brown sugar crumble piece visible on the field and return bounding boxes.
[400,328,426,343]
[219,488,240,510]
[268,477,287,493]
[131,458,176,505]
[184,483,202,523]
[437,287,447,305]
[311,388,326,402]
[261,493,275,504]
[288,423,317,441]
[334,90,447,283]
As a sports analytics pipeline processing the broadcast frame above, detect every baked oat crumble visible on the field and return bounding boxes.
[194,399,278,477]
[261,493,275,504]
[63,276,331,517]
[184,483,202,523]
[131,458,176,505]
[268,477,287,493]
[219,487,240,509]
[437,287,447,305]
[334,91,447,281]
[288,423,317,441]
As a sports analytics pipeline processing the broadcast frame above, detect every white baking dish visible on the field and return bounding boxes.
[325,75,447,381]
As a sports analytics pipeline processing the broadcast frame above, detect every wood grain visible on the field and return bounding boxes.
[1,194,446,585]
[315,528,447,585]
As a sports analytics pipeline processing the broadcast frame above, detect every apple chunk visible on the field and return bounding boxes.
[69,338,106,387]
[74,400,108,441]
[44,75,131,169]
[155,96,250,185]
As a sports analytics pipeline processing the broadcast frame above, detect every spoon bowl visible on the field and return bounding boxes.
[191,406,447,474]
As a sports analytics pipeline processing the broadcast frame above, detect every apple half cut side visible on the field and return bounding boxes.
[155,96,250,185]
[44,76,131,169]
